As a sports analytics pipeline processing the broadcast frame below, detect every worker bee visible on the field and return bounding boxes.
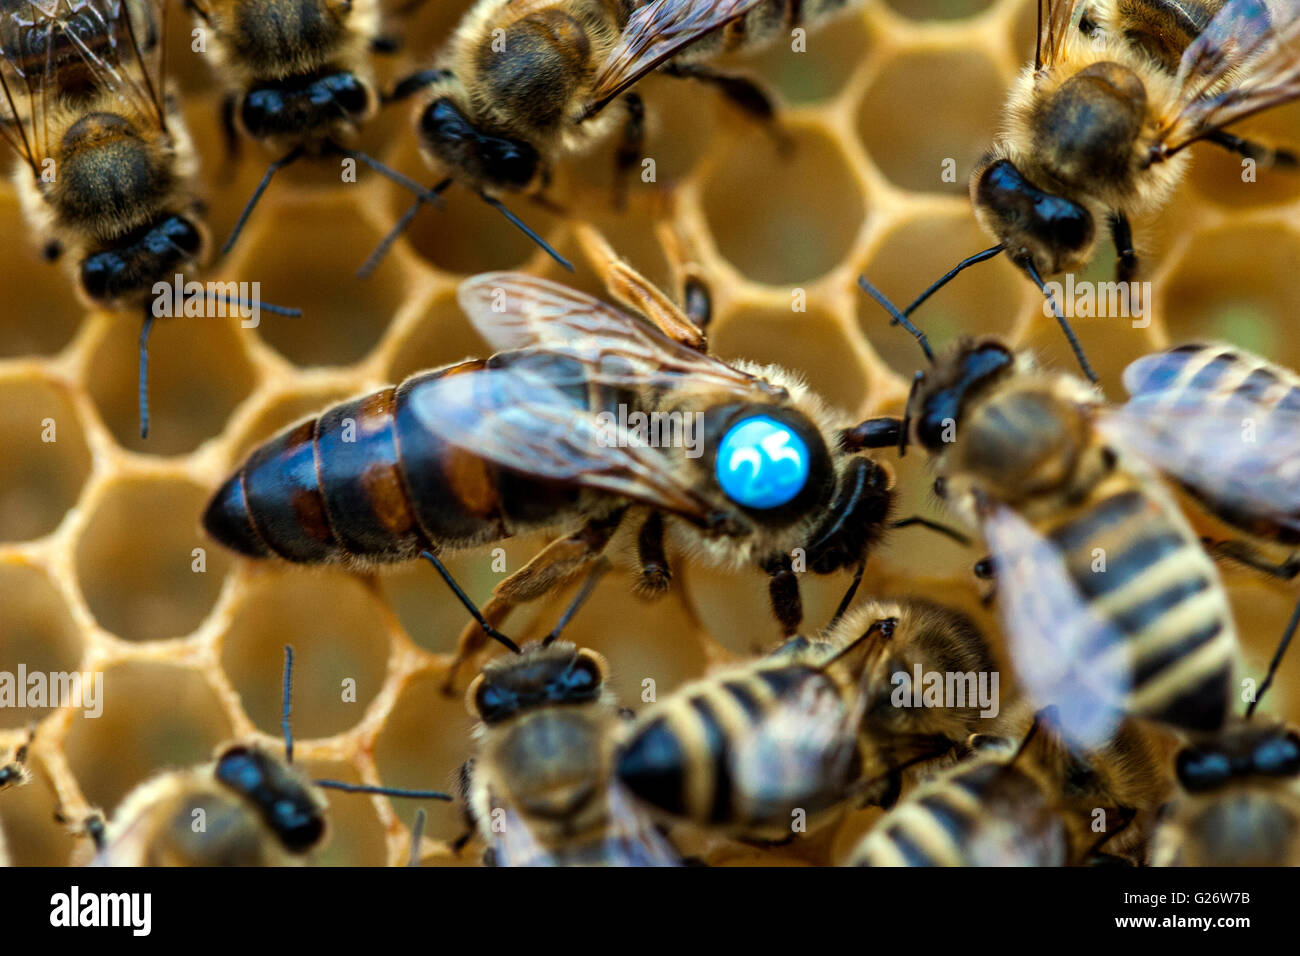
[204,266,957,689]
[362,0,863,269]
[1083,0,1228,72]
[184,0,437,253]
[1108,343,1300,583]
[0,727,33,792]
[888,0,1300,383]
[857,280,1240,750]
[75,647,449,866]
[616,593,1017,841]
[420,553,679,866]
[845,710,1167,866]
[0,0,300,435]
[1151,597,1300,865]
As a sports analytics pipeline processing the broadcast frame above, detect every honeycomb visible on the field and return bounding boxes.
[2,0,1300,867]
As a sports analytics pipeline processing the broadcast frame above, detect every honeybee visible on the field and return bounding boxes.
[845,710,1168,866]
[0,727,33,792]
[185,0,438,253]
[616,594,1018,841]
[363,0,862,268]
[858,280,1240,750]
[1109,343,1300,583]
[1151,597,1300,865]
[204,266,957,689]
[76,646,449,866]
[892,0,1300,382]
[1084,0,1228,72]
[421,553,680,866]
[0,0,300,436]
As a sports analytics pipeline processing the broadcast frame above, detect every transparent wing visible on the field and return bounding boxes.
[982,502,1130,751]
[406,364,720,522]
[595,781,682,866]
[1101,401,1300,532]
[489,802,560,867]
[1152,0,1300,156]
[581,0,765,115]
[730,675,861,818]
[457,273,774,399]
[1037,0,1086,69]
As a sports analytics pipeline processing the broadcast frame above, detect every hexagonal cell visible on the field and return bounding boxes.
[302,758,387,866]
[1187,102,1300,210]
[716,11,871,106]
[381,140,564,276]
[887,0,996,20]
[711,306,871,414]
[374,670,476,843]
[702,125,864,284]
[0,196,84,359]
[237,193,409,368]
[0,565,83,728]
[1017,289,1157,397]
[74,477,231,643]
[1162,224,1300,369]
[0,376,92,542]
[63,662,232,815]
[859,213,1024,377]
[85,313,258,455]
[381,537,550,657]
[872,450,980,580]
[385,292,491,386]
[0,758,79,865]
[858,50,1004,196]
[220,572,389,741]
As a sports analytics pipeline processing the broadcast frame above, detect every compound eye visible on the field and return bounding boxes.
[553,655,602,700]
[1255,733,1300,776]
[474,681,515,723]
[1175,747,1231,792]
[715,415,811,510]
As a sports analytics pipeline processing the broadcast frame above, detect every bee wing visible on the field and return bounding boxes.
[1153,0,1300,156]
[594,781,682,866]
[406,363,721,523]
[488,803,561,867]
[581,0,765,116]
[1101,401,1300,534]
[458,273,772,399]
[1037,0,1087,69]
[729,677,860,817]
[981,502,1130,752]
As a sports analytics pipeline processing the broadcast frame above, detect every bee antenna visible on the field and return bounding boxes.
[138,309,156,438]
[346,150,450,209]
[202,290,303,317]
[825,562,865,630]
[543,559,609,646]
[857,274,934,364]
[408,808,426,867]
[418,551,522,654]
[1247,594,1300,719]
[314,780,453,800]
[477,191,574,272]
[1021,260,1100,385]
[900,244,1004,318]
[889,516,971,547]
[220,146,305,257]
[282,644,295,764]
[357,178,454,279]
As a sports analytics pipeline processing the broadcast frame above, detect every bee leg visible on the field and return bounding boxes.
[442,512,625,694]
[1204,130,1300,170]
[761,554,803,636]
[662,63,789,153]
[1108,212,1138,285]
[635,512,672,597]
[683,275,712,331]
[1202,538,1300,581]
[613,93,645,212]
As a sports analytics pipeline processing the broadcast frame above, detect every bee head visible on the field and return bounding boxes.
[1176,723,1300,793]
[467,642,607,724]
[240,71,375,142]
[213,743,327,854]
[79,214,207,308]
[418,96,542,192]
[971,158,1094,278]
[911,340,1016,453]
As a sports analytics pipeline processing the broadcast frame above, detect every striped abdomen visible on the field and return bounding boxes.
[1123,343,1300,547]
[616,664,857,832]
[847,760,1068,866]
[203,358,585,563]
[1045,472,1236,732]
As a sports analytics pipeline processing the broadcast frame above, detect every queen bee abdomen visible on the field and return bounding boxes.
[203,353,610,564]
